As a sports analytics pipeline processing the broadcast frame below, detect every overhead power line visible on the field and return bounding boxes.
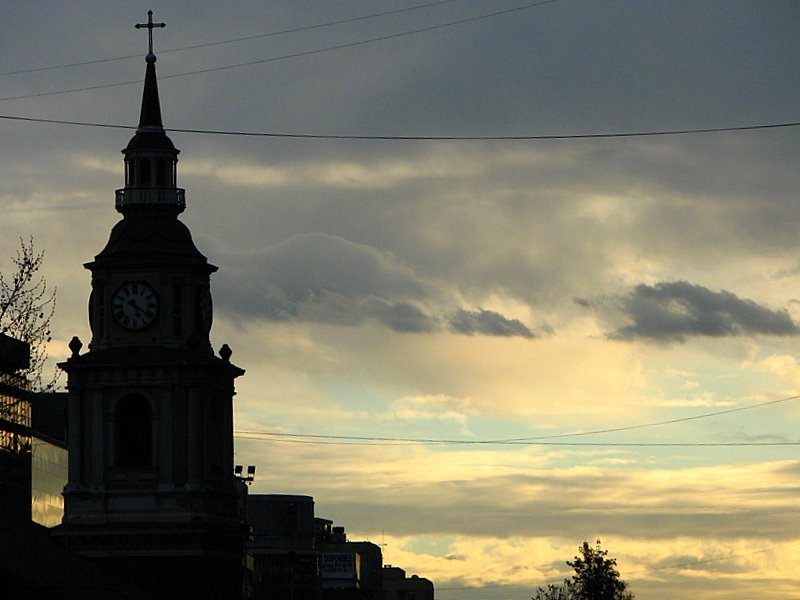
[234,435,800,447]
[502,394,800,442]
[234,394,800,447]
[0,113,797,141]
[154,0,562,79]
[0,0,560,103]
[647,542,800,573]
[0,0,472,77]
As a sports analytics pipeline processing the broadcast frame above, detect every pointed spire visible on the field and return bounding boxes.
[134,11,166,131]
[116,11,183,216]
[138,53,164,131]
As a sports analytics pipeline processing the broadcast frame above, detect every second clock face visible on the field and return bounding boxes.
[112,282,158,330]
[196,287,213,333]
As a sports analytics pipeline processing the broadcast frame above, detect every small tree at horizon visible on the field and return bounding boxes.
[568,540,634,600]
[532,579,576,600]
[532,540,634,600]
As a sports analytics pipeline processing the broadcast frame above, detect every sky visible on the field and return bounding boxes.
[1,1,799,597]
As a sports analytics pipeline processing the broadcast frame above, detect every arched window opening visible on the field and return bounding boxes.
[156,158,167,186]
[139,159,151,187]
[116,394,152,467]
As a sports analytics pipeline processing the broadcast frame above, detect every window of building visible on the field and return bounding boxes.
[156,158,167,186]
[139,158,151,187]
[116,394,152,467]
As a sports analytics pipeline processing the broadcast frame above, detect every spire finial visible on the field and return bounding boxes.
[135,10,166,61]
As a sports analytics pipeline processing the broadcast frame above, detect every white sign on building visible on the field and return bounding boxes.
[322,552,360,583]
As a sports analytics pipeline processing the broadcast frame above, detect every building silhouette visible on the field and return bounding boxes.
[0,333,33,521]
[320,529,383,599]
[53,18,246,600]
[248,494,392,599]
[383,566,434,600]
[249,494,322,599]
[0,13,436,600]
[0,335,131,599]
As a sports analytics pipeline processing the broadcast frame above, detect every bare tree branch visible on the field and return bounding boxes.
[0,237,58,395]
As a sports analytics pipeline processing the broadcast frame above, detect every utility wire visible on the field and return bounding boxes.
[646,542,800,573]
[0,0,560,103]
[234,394,800,446]
[162,121,800,139]
[0,0,472,76]
[234,433,800,447]
[154,0,561,79]
[0,113,798,141]
[501,394,800,442]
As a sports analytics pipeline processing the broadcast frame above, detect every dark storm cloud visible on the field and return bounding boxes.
[363,298,435,333]
[3,2,797,348]
[184,128,800,336]
[580,281,800,343]
[215,232,435,328]
[214,232,531,337]
[147,0,800,332]
[448,308,534,338]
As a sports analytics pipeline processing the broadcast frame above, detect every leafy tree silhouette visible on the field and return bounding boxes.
[568,540,633,600]
[532,580,576,600]
[532,540,634,600]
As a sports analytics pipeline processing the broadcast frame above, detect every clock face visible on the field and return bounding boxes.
[112,282,158,330]
[196,287,213,333]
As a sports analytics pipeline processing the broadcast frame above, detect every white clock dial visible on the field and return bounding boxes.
[112,282,158,330]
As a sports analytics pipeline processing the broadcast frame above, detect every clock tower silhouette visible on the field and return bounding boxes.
[56,13,247,600]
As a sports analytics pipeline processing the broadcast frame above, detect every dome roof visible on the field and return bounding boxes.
[91,214,215,273]
[124,130,177,153]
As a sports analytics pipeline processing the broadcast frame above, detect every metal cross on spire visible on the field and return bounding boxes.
[135,10,166,56]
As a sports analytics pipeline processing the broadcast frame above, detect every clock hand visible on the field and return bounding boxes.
[127,299,146,316]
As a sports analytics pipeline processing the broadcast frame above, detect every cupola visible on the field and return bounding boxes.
[115,12,185,215]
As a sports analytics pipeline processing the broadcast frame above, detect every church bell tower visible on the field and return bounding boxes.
[57,13,246,599]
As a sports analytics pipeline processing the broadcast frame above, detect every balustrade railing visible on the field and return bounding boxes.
[115,187,186,211]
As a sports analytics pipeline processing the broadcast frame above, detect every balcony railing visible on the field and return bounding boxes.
[115,187,186,211]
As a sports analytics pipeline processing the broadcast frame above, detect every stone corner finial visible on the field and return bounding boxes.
[69,336,83,358]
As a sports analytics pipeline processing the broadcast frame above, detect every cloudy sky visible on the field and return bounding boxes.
[2,1,800,597]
